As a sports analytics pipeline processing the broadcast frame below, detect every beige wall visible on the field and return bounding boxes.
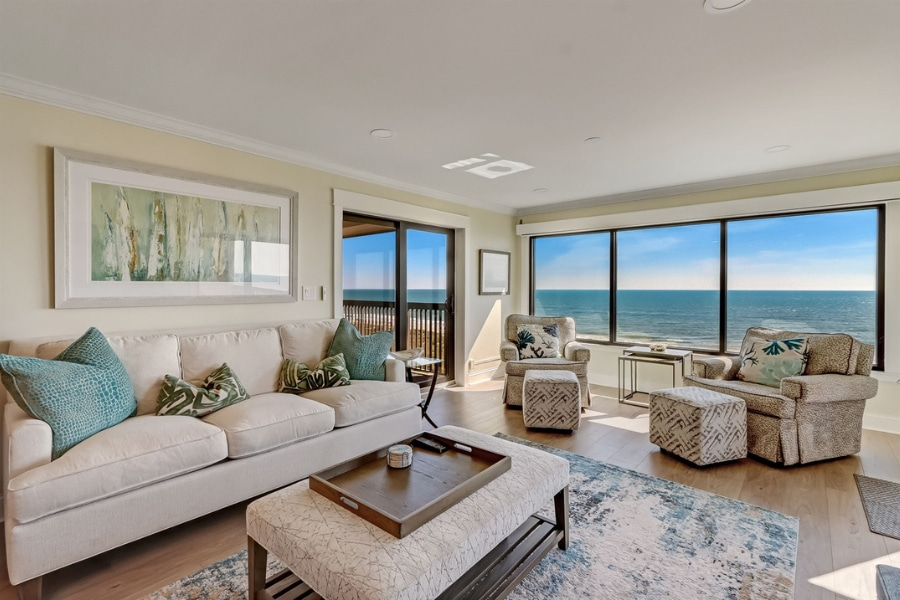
[0,95,517,380]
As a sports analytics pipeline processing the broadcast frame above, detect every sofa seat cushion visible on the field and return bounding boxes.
[505,359,588,377]
[301,381,421,427]
[684,376,795,419]
[201,392,335,458]
[7,415,226,524]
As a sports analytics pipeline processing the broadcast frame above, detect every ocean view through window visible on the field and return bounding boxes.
[530,207,883,365]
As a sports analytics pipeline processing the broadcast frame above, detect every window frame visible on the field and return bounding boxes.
[529,205,886,370]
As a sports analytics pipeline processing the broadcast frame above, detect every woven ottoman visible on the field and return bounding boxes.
[522,370,581,430]
[649,387,746,466]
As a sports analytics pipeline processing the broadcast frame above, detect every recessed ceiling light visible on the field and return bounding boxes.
[369,128,395,139]
[533,188,549,194]
[764,145,791,153]
[584,137,602,144]
[703,0,752,14]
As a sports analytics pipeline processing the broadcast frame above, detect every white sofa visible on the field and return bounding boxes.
[1,319,424,599]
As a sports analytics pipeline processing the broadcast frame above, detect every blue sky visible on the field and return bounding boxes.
[343,229,447,289]
[534,210,877,291]
[343,210,878,292]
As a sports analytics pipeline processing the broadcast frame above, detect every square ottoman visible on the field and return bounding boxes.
[650,387,746,466]
[522,370,581,430]
[877,564,900,600]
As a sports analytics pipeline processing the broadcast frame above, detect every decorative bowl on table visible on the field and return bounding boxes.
[649,343,668,352]
[389,348,424,361]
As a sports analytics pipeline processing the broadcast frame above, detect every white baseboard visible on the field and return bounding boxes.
[863,413,900,435]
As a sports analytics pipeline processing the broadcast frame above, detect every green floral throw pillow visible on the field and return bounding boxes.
[516,323,561,359]
[0,327,136,459]
[280,353,351,393]
[156,363,249,417]
[738,337,809,387]
[326,318,393,380]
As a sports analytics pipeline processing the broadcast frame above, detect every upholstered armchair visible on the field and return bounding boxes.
[685,327,878,465]
[499,314,592,408]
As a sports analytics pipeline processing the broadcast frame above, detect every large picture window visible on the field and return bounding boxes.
[727,210,879,351]
[616,224,720,350]
[530,206,884,367]
[533,233,610,340]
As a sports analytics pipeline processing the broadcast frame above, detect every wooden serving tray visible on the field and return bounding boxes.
[309,432,511,538]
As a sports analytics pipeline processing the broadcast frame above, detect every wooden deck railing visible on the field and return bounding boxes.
[342,300,448,377]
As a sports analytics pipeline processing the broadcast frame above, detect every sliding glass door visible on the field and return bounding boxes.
[342,214,454,381]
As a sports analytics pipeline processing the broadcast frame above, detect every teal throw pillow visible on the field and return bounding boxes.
[326,318,393,380]
[0,327,136,459]
[156,363,249,417]
[280,354,351,393]
[738,337,809,387]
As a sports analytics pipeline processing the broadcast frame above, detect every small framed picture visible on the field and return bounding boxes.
[479,250,510,295]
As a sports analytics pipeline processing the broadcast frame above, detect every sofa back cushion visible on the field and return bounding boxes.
[743,327,859,376]
[34,333,180,416]
[279,320,341,365]
[180,328,282,396]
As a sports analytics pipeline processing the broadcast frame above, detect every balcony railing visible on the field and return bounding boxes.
[343,300,449,377]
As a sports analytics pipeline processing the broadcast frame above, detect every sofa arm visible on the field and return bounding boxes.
[563,342,591,362]
[780,374,879,403]
[384,357,405,383]
[500,341,520,362]
[4,403,52,482]
[692,356,740,380]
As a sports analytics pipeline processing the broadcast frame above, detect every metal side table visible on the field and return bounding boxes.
[404,357,442,428]
[618,346,692,408]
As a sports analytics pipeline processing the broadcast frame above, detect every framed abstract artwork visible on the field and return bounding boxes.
[479,249,510,295]
[54,148,298,308]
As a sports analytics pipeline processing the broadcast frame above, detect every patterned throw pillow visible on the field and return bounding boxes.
[738,337,809,387]
[156,363,249,417]
[0,327,136,459]
[280,354,351,393]
[326,318,393,380]
[516,324,561,359]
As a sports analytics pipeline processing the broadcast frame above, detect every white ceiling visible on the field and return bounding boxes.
[1,0,899,216]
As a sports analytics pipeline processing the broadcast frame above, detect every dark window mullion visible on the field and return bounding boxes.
[719,221,728,354]
[610,231,617,343]
[396,223,408,351]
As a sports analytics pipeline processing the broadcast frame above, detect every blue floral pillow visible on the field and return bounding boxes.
[516,324,561,359]
[738,337,809,387]
[0,327,136,459]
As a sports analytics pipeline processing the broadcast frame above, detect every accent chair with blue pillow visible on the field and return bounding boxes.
[499,314,592,408]
[685,326,878,465]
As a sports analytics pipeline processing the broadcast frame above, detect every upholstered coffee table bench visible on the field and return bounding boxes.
[246,425,569,600]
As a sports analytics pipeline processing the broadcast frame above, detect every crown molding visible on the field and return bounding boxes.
[0,73,516,216]
[516,153,900,216]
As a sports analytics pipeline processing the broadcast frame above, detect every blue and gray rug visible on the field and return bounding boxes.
[145,436,798,599]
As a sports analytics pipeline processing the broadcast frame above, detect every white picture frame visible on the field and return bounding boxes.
[54,148,298,308]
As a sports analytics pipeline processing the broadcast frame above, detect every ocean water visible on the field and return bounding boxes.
[344,289,448,304]
[535,289,876,350]
[343,288,876,351]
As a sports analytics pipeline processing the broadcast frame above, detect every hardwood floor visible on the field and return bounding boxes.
[1,382,897,600]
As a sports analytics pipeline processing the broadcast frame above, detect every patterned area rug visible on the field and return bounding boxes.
[144,436,798,600]
[855,474,900,540]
